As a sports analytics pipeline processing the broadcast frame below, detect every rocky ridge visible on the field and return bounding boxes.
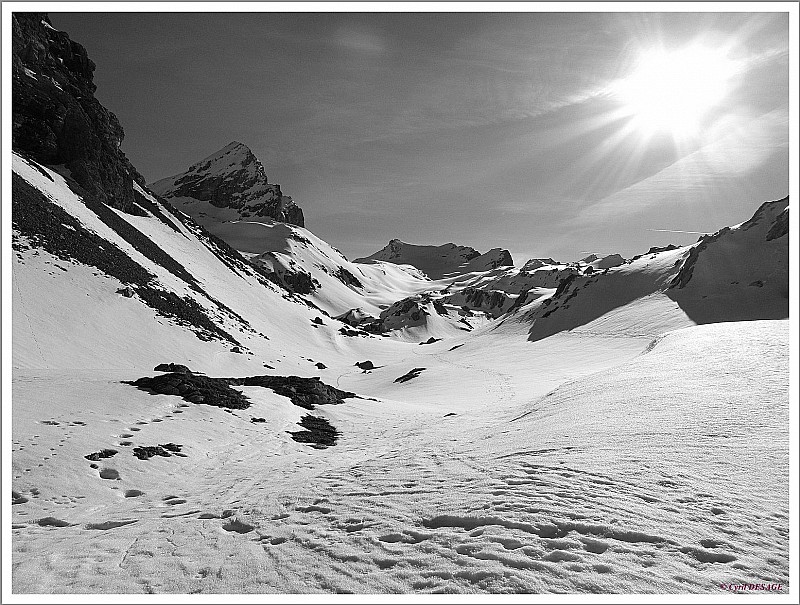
[12,13,146,214]
[150,141,304,227]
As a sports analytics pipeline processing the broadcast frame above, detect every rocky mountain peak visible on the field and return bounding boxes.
[150,142,304,228]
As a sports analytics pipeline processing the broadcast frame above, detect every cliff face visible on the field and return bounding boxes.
[12,13,146,214]
[150,141,305,228]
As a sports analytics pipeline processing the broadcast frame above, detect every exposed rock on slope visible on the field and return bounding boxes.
[355,239,513,279]
[150,141,304,228]
[12,13,146,214]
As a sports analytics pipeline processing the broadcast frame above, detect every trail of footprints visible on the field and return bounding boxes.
[12,404,197,533]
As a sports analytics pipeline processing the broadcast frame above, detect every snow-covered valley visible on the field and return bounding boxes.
[8,12,792,598]
[10,150,791,594]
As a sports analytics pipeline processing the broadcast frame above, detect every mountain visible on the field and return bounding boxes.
[506,198,789,342]
[354,239,513,279]
[243,221,433,318]
[150,141,304,230]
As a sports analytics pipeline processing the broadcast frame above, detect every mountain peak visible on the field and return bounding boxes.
[150,142,304,228]
[189,141,260,175]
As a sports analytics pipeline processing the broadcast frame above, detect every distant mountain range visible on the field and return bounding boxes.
[354,239,514,279]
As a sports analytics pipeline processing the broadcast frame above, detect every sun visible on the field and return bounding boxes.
[614,44,738,138]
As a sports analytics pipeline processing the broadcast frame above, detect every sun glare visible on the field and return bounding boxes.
[614,44,738,138]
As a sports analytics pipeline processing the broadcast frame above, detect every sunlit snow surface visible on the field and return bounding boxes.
[11,321,788,593]
[11,154,789,594]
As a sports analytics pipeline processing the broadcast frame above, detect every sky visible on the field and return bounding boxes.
[49,9,790,263]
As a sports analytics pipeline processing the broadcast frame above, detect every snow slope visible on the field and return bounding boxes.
[10,319,789,594]
[11,152,373,374]
[244,221,434,318]
[514,198,789,342]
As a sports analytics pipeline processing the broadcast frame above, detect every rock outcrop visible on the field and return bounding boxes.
[12,13,146,214]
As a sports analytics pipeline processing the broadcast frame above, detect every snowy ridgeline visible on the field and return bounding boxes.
[11,148,791,594]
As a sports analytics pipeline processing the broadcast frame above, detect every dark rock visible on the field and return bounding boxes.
[250,417,266,423]
[553,273,577,298]
[288,414,340,448]
[84,449,117,461]
[315,362,327,370]
[419,337,441,345]
[355,360,375,371]
[339,326,368,337]
[227,375,356,410]
[333,267,363,289]
[133,443,183,460]
[312,317,325,325]
[394,368,426,383]
[124,372,251,409]
[154,363,191,373]
[116,286,134,297]
[262,267,318,295]
[126,371,355,412]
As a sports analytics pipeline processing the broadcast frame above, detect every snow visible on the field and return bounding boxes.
[10,318,789,593]
[9,153,791,595]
